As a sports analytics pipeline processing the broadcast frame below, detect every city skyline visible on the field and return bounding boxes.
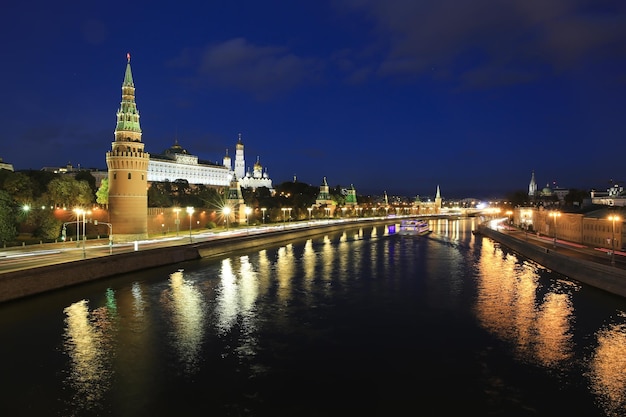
[2,1,625,198]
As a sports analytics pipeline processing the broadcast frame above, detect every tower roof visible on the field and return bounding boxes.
[123,53,134,87]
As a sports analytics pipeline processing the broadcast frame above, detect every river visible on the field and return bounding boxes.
[1,217,625,416]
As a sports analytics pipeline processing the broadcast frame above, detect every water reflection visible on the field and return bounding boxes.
[589,318,626,417]
[163,269,206,374]
[63,299,113,415]
[475,238,574,369]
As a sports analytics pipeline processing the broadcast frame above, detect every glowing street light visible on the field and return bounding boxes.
[173,208,181,236]
[608,215,620,266]
[307,207,312,222]
[186,206,194,242]
[281,207,291,228]
[549,211,561,249]
[74,208,91,258]
[245,206,252,234]
[223,206,231,231]
[261,207,267,224]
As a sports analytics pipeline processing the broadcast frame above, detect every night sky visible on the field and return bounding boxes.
[2,1,625,199]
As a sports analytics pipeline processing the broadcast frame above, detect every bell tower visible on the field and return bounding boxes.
[105,53,150,241]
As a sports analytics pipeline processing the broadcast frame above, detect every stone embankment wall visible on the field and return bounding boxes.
[0,220,384,304]
[478,226,626,298]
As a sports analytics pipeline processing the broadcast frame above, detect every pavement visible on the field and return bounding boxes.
[489,221,626,270]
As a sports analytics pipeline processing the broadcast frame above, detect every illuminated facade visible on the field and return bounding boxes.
[105,54,150,241]
[148,133,273,192]
[148,140,231,187]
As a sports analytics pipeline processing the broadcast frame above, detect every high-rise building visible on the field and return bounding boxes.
[105,53,150,241]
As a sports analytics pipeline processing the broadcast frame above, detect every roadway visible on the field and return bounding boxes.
[484,218,626,270]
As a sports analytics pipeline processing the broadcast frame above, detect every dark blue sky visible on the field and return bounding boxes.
[2,1,625,198]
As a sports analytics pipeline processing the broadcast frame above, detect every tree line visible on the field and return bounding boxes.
[0,169,359,244]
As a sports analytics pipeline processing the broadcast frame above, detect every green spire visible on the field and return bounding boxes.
[123,52,134,87]
[115,52,142,136]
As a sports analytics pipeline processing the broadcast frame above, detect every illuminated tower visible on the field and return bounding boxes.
[345,184,357,206]
[234,133,245,179]
[105,53,150,241]
[434,185,442,213]
[528,170,537,197]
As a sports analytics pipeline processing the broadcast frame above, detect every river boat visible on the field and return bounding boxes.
[398,219,431,236]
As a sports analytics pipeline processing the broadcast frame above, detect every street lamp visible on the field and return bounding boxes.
[261,207,267,225]
[307,207,312,222]
[608,215,620,266]
[74,208,90,258]
[173,208,181,236]
[282,207,292,228]
[549,211,561,249]
[223,206,231,231]
[245,206,252,234]
[186,206,194,242]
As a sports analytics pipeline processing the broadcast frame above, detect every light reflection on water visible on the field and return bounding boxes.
[162,269,206,374]
[475,237,574,368]
[44,220,626,415]
[589,318,626,417]
[62,299,114,416]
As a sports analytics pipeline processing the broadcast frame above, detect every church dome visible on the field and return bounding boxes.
[164,140,188,155]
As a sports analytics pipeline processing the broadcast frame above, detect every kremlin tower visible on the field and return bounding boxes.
[105,53,150,241]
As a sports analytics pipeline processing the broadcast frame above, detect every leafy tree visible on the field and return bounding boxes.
[0,190,17,243]
[564,189,590,207]
[148,181,173,207]
[96,178,109,206]
[504,190,531,207]
[47,176,94,208]
[74,171,97,195]
[31,205,63,240]
[2,172,34,203]
[195,185,221,209]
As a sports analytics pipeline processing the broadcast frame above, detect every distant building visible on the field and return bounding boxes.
[411,185,442,214]
[147,133,274,192]
[0,157,14,171]
[147,139,231,187]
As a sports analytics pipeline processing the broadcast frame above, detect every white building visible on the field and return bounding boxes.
[147,135,274,192]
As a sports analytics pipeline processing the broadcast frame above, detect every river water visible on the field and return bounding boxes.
[1,218,626,417]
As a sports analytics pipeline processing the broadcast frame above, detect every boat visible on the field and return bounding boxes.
[398,219,431,236]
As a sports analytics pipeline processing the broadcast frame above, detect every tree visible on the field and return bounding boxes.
[147,182,173,207]
[47,176,94,208]
[96,178,109,206]
[74,171,97,195]
[2,172,34,204]
[0,190,17,243]
[31,205,63,240]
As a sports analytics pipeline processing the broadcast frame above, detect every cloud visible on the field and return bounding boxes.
[335,0,626,89]
[189,38,322,99]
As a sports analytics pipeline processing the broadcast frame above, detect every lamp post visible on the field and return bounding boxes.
[549,211,561,249]
[186,206,194,242]
[282,208,287,228]
[245,206,252,234]
[608,215,620,266]
[74,208,90,258]
[261,207,267,225]
[307,207,312,222]
[173,208,181,236]
[223,206,231,231]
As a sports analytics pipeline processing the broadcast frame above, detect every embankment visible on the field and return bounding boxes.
[478,226,626,298]
[0,220,388,304]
